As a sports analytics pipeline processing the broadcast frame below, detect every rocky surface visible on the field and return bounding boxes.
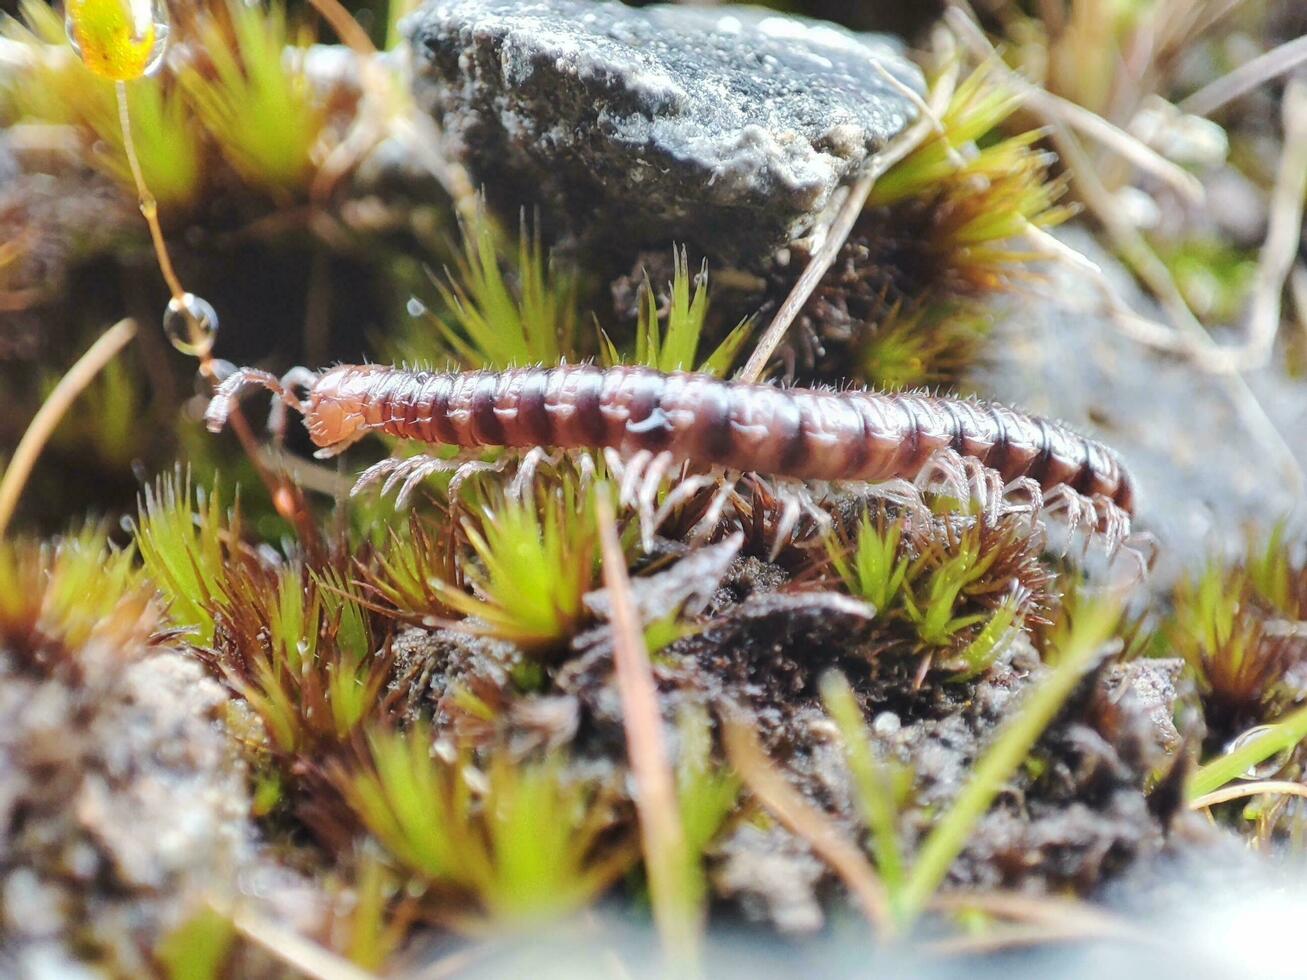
[391,544,1188,935]
[0,646,257,975]
[405,0,923,266]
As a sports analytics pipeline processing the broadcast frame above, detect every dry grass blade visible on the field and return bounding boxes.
[302,0,375,54]
[926,882,1145,956]
[943,6,1203,204]
[1214,77,1307,372]
[721,716,892,937]
[232,907,378,980]
[1180,34,1307,118]
[0,318,136,537]
[1190,780,1307,810]
[595,492,699,964]
[922,921,1132,956]
[1292,263,1307,340]
[929,890,1140,936]
[947,3,1303,494]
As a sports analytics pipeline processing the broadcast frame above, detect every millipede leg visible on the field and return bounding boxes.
[691,478,740,541]
[634,452,677,551]
[870,478,933,528]
[1043,484,1091,547]
[1003,476,1045,522]
[653,471,719,532]
[914,448,971,503]
[204,366,305,435]
[509,446,561,500]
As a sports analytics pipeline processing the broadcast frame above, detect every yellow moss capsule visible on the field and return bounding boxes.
[65,0,169,82]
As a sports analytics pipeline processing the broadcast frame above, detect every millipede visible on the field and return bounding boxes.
[205,362,1138,551]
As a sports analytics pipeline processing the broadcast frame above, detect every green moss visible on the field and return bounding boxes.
[1167,530,1307,744]
[857,304,994,392]
[674,706,741,909]
[0,526,155,661]
[868,65,1074,253]
[337,725,635,925]
[600,248,754,377]
[211,561,389,756]
[179,0,325,196]
[133,472,231,647]
[1158,238,1258,323]
[821,672,908,898]
[434,476,602,652]
[156,905,235,980]
[825,503,1049,674]
[394,215,579,369]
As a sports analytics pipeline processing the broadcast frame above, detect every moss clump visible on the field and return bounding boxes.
[777,64,1072,387]
[1166,529,1307,752]
[823,502,1054,679]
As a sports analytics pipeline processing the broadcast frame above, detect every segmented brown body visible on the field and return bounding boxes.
[263,364,1134,513]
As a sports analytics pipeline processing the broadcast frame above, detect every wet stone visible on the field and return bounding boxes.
[405,0,924,266]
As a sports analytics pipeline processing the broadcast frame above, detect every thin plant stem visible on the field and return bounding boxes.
[1292,262,1307,342]
[231,907,376,980]
[736,35,966,384]
[1190,780,1307,810]
[0,319,137,537]
[596,492,700,968]
[736,81,939,383]
[923,890,1142,954]
[821,672,906,898]
[1180,33,1307,118]
[943,6,1204,204]
[116,82,307,537]
[116,80,185,302]
[1216,78,1307,372]
[303,0,375,54]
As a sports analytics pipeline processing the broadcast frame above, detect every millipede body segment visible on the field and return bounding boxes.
[208,363,1135,513]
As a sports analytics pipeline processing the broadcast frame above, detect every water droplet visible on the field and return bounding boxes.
[872,711,901,736]
[405,297,427,318]
[1225,724,1295,781]
[163,292,219,358]
[65,0,170,81]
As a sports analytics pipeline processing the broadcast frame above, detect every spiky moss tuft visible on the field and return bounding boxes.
[388,213,581,369]
[599,247,755,378]
[389,215,751,382]
[331,724,637,926]
[0,527,156,667]
[381,473,605,654]
[133,474,393,813]
[821,501,1055,680]
[1166,526,1307,751]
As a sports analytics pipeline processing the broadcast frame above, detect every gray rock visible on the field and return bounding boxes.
[405,0,923,265]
